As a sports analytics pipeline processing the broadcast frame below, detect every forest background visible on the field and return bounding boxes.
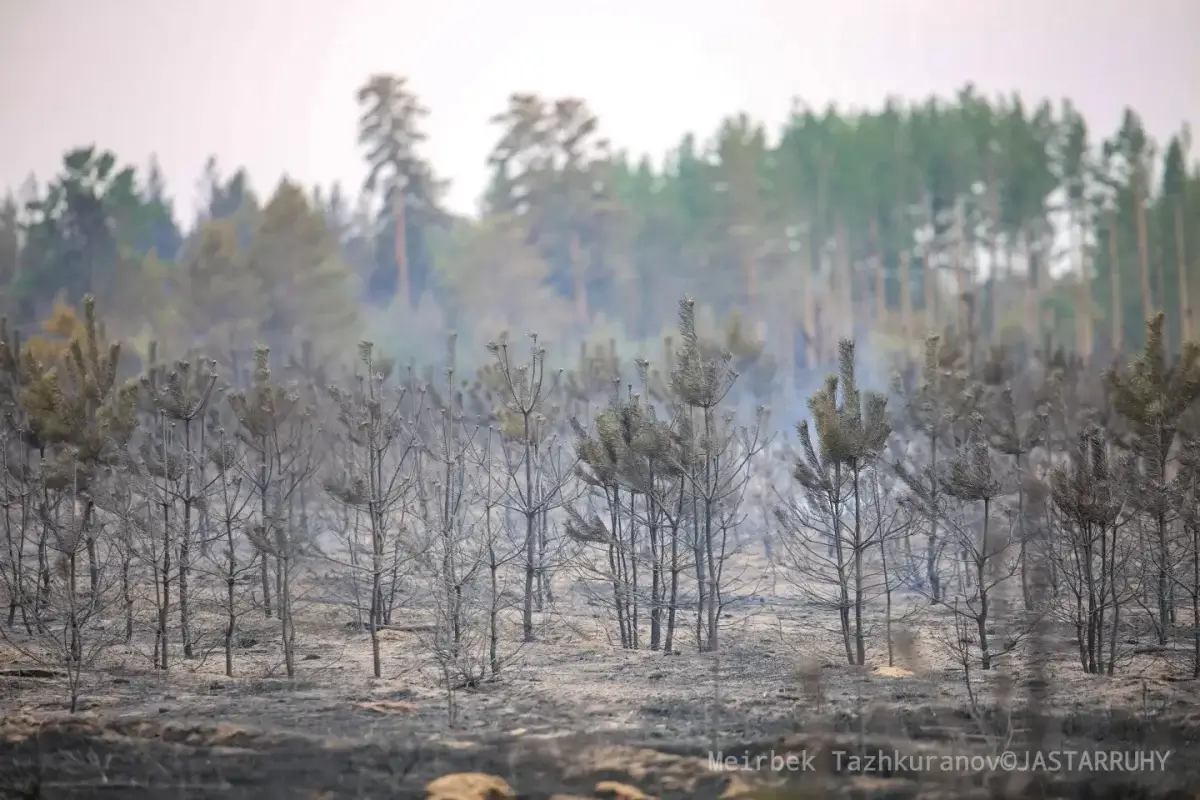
[0,73,1197,413]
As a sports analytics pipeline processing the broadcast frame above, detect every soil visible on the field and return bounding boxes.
[2,582,1199,798]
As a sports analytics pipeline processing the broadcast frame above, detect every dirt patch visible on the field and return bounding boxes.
[0,714,1193,799]
[3,587,1198,798]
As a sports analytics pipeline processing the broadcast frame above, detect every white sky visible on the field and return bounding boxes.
[2,0,1198,219]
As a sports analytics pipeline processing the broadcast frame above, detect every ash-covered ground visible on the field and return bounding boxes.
[2,580,1199,799]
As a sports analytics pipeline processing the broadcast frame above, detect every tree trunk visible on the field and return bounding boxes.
[159,496,171,671]
[836,219,853,341]
[900,250,913,341]
[1177,204,1191,346]
[393,189,410,307]
[882,530,894,667]
[85,535,98,595]
[1109,213,1123,353]
[180,424,194,659]
[977,498,992,671]
[852,465,865,666]
[664,493,682,654]
[986,156,1001,339]
[225,514,236,678]
[522,416,537,643]
[489,545,500,675]
[1192,519,1199,678]
[649,517,661,650]
[1024,232,1040,342]
[1074,209,1094,362]
[926,432,941,603]
[1135,175,1153,322]
[954,200,968,334]
[1157,509,1170,646]
[871,215,886,336]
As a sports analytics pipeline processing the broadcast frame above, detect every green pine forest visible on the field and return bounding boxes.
[1,78,1197,382]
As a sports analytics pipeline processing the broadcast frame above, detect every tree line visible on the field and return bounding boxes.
[0,78,1196,384]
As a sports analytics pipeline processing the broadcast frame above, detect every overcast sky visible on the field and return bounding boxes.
[2,0,1197,219]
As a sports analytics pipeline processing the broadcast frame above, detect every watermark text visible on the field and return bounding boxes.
[708,749,1172,774]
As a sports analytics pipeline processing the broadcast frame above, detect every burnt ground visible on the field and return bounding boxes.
[3,587,1200,798]
[3,713,1196,800]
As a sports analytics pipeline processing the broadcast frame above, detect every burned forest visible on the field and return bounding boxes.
[1,73,1199,799]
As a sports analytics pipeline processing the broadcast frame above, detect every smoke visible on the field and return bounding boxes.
[355,279,899,443]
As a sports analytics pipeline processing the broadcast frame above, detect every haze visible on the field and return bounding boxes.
[1,0,1198,217]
